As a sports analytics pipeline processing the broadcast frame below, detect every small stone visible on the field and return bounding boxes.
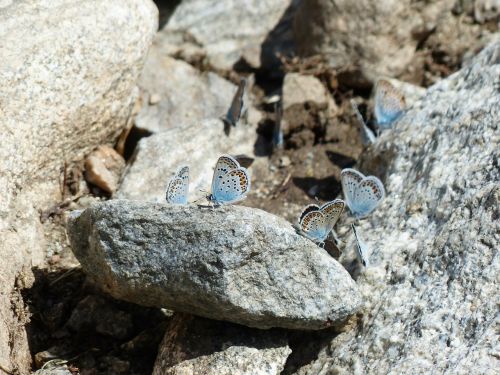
[34,367,72,375]
[149,93,161,105]
[282,73,329,110]
[281,73,334,136]
[34,349,59,369]
[84,145,125,194]
[279,155,291,168]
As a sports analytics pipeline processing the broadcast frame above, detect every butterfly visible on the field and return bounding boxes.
[341,168,385,218]
[224,78,246,127]
[351,224,369,267]
[272,102,284,149]
[208,155,251,206]
[166,166,189,204]
[351,99,375,145]
[374,79,405,130]
[298,199,345,245]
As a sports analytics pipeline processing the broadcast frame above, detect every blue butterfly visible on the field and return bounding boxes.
[351,99,375,145]
[224,78,246,127]
[272,102,284,149]
[374,79,405,130]
[298,199,345,245]
[208,155,251,205]
[341,168,385,218]
[166,166,189,205]
[351,224,369,267]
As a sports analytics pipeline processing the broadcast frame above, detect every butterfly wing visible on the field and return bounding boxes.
[352,176,385,218]
[351,100,375,145]
[374,79,405,129]
[212,168,251,204]
[272,102,284,149]
[175,165,189,187]
[351,224,369,267]
[341,168,364,215]
[299,210,328,242]
[225,78,246,126]
[298,204,320,224]
[320,199,344,231]
[166,177,188,204]
[211,155,240,196]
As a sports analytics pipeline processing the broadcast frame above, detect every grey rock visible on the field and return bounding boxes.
[136,51,237,133]
[164,0,299,71]
[34,367,73,375]
[116,118,257,203]
[293,0,496,82]
[153,314,291,375]
[293,41,500,374]
[0,0,157,372]
[67,200,362,330]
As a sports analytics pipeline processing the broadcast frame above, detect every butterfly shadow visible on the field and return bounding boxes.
[292,175,341,201]
[153,0,182,30]
[253,118,276,157]
[325,150,356,169]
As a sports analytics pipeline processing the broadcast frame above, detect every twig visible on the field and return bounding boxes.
[49,266,81,287]
[62,161,68,200]
[39,192,84,223]
[271,172,292,199]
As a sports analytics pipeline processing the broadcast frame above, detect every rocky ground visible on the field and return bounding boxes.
[0,0,498,374]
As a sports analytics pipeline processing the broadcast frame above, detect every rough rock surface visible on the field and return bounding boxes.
[0,0,158,372]
[293,0,496,82]
[116,118,257,202]
[136,50,237,133]
[153,314,291,375]
[294,42,500,374]
[67,200,362,330]
[164,0,299,70]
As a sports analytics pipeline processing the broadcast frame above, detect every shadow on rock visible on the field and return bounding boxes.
[153,313,291,374]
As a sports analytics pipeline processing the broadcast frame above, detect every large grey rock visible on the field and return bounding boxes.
[116,118,257,203]
[164,0,298,71]
[153,314,291,375]
[293,42,500,374]
[293,0,496,82]
[67,200,362,330]
[0,0,157,372]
